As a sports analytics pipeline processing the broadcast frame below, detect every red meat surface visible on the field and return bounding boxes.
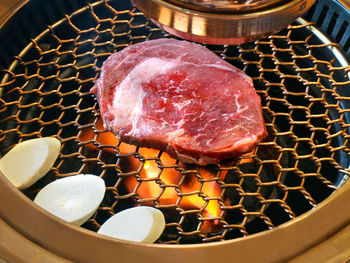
[92,39,267,165]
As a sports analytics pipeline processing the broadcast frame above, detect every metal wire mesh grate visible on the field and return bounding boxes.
[0,0,350,244]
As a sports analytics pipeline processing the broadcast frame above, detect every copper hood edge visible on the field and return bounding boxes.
[131,0,316,44]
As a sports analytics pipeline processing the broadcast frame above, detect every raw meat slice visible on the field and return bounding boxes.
[92,39,267,165]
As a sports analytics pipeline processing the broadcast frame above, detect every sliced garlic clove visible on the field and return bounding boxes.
[0,137,61,190]
[98,206,165,244]
[34,174,106,226]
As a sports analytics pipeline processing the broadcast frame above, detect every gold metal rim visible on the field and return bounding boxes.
[0,0,30,29]
[0,218,71,263]
[131,0,316,44]
[0,0,349,262]
[0,172,350,263]
[162,0,284,14]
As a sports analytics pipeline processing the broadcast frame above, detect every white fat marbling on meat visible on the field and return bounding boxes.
[110,57,239,136]
[173,100,192,111]
[110,53,253,141]
[112,58,178,135]
[234,94,249,114]
[206,63,237,72]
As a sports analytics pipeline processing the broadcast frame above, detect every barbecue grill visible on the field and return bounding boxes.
[0,0,350,262]
[132,0,317,44]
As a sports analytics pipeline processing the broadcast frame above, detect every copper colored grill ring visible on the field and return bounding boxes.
[0,0,349,262]
[131,0,316,44]
[1,171,350,262]
[163,0,285,13]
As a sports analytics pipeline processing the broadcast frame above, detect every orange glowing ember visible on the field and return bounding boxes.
[239,150,255,164]
[80,119,224,232]
[123,146,180,206]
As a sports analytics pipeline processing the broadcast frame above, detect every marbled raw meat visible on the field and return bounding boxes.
[92,39,267,165]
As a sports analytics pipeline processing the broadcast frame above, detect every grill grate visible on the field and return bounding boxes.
[0,0,350,244]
